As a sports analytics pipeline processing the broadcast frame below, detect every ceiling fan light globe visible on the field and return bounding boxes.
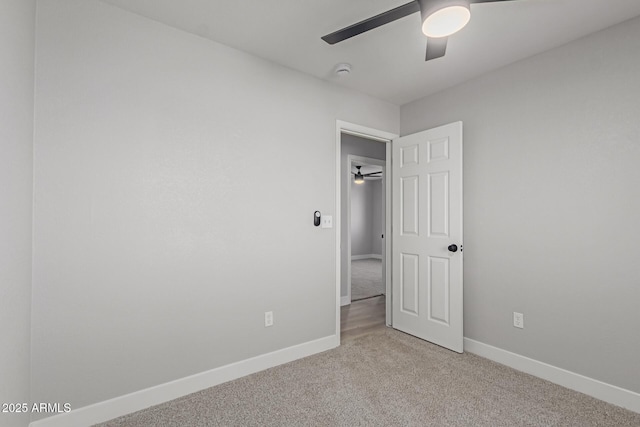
[354,174,365,184]
[420,1,471,38]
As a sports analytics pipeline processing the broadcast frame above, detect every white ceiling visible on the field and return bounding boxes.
[101,0,640,105]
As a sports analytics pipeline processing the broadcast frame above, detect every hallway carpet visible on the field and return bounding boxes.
[351,258,383,301]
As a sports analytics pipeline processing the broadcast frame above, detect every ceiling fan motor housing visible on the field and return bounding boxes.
[419,0,471,17]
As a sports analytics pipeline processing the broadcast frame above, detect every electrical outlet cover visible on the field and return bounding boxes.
[265,311,273,327]
[321,215,333,228]
[513,312,524,329]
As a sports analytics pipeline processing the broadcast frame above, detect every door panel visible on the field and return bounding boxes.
[401,176,419,235]
[428,172,449,237]
[428,256,449,324]
[400,253,419,315]
[401,144,419,167]
[392,122,463,353]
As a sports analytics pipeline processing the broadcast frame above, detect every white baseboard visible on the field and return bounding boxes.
[30,335,339,427]
[464,338,640,414]
[351,254,382,260]
[341,296,351,306]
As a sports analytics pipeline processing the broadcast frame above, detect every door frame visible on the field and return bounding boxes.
[335,121,398,342]
[346,155,386,305]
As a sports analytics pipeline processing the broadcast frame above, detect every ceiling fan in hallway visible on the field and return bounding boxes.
[352,166,382,184]
[322,0,519,61]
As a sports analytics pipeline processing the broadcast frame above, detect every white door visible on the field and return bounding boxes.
[392,122,463,353]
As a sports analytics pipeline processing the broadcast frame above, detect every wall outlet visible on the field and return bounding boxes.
[321,215,333,229]
[264,311,273,327]
[513,312,524,329]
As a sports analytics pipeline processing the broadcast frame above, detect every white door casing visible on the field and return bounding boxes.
[336,121,397,341]
[392,121,463,353]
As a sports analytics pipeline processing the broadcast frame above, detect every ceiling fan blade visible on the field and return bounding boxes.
[322,1,420,45]
[363,172,382,177]
[426,37,448,61]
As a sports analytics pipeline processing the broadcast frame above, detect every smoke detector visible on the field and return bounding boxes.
[334,63,351,76]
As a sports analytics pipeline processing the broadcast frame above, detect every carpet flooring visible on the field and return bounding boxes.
[96,328,640,426]
[351,258,383,301]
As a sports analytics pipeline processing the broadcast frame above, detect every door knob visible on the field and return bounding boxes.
[448,244,458,253]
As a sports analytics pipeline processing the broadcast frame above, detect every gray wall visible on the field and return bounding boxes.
[0,1,35,426]
[401,16,640,393]
[350,180,374,256]
[31,0,398,417]
[370,179,383,256]
[340,134,386,298]
[351,179,383,257]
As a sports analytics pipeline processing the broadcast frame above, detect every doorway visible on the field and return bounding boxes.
[347,156,386,303]
[336,121,397,342]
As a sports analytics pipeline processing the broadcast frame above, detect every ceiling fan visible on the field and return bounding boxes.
[352,166,382,184]
[322,0,517,61]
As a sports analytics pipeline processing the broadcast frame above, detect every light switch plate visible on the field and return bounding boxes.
[321,215,333,228]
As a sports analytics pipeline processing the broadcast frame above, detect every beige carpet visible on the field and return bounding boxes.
[351,258,384,301]
[96,328,640,426]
